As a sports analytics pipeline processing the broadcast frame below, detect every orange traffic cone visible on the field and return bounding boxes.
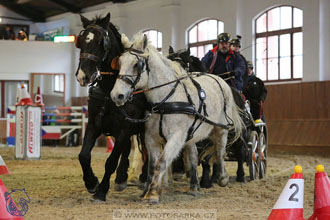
[0,179,24,219]
[16,84,33,106]
[34,86,44,106]
[106,136,114,153]
[268,165,305,220]
[0,156,10,175]
[308,165,330,220]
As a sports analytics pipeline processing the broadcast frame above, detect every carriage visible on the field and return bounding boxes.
[167,46,268,182]
[76,13,268,203]
[225,100,268,181]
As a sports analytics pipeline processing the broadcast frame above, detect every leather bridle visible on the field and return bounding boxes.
[76,24,111,85]
[116,48,150,90]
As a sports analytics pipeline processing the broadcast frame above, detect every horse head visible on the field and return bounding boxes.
[167,46,205,72]
[167,46,192,70]
[75,13,123,86]
[111,33,150,106]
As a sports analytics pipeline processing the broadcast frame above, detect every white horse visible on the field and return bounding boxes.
[111,33,243,204]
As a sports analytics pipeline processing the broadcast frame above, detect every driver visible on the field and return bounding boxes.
[201,33,246,92]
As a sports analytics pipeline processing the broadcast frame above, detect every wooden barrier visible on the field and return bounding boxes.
[264,81,330,152]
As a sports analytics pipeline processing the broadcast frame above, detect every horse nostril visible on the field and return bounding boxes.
[117,94,124,100]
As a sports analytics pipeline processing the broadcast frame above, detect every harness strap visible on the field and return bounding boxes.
[153,81,180,142]
[186,77,207,141]
[119,107,152,123]
[151,81,180,113]
[209,51,218,74]
[100,71,116,75]
[80,53,100,62]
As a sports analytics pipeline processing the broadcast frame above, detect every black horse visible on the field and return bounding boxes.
[75,13,147,201]
[167,46,248,187]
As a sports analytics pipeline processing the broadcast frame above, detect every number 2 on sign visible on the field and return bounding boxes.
[288,183,299,202]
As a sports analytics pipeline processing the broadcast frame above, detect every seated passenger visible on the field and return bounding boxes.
[242,61,267,121]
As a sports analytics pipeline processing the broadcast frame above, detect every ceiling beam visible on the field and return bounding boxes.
[0,0,45,22]
[48,0,81,13]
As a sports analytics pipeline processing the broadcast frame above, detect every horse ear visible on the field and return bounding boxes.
[142,34,148,50]
[187,48,191,55]
[121,33,131,48]
[80,14,92,28]
[100,13,111,28]
[169,46,174,54]
[182,49,190,57]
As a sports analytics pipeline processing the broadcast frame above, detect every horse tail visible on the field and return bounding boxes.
[227,94,245,146]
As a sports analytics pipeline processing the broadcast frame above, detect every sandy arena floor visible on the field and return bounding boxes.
[0,146,329,220]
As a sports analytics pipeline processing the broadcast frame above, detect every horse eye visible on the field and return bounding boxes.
[133,63,138,68]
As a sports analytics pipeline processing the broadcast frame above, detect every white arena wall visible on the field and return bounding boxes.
[0,0,329,105]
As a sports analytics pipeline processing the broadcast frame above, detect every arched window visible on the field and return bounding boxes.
[255,6,303,81]
[188,19,224,59]
[142,29,162,51]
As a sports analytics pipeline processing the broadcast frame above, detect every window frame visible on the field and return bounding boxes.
[142,29,162,51]
[255,5,303,82]
[188,18,224,58]
[54,74,64,93]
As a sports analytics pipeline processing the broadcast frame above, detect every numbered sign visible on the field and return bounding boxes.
[273,179,304,209]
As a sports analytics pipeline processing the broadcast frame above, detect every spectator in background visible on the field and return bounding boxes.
[17,29,28,41]
[0,25,16,40]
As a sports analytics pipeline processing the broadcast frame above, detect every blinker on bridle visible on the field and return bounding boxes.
[76,24,111,85]
[116,48,150,91]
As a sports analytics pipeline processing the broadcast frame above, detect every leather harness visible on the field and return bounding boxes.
[117,49,235,142]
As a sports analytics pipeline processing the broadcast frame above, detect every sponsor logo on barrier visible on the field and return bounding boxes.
[5,188,30,217]
[19,110,24,155]
[28,111,34,154]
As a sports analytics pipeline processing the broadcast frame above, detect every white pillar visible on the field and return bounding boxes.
[319,0,330,81]
[160,0,181,52]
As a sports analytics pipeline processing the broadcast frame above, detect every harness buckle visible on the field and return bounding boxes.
[128,94,133,102]
[96,69,102,81]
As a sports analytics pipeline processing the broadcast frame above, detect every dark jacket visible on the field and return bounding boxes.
[201,46,246,91]
[243,72,267,119]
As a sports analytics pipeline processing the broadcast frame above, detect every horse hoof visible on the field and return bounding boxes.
[114,181,127,192]
[217,176,229,187]
[87,180,99,194]
[143,196,159,204]
[210,176,217,184]
[143,190,159,204]
[236,176,246,183]
[138,182,147,191]
[200,179,212,189]
[92,191,106,202]
[173,173,185,181]
[188,185,199,197]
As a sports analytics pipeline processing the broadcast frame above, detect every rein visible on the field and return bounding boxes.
[132,73,196,95]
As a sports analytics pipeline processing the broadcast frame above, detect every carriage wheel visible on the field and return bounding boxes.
[258,132,267,179]
[248,131,259,181]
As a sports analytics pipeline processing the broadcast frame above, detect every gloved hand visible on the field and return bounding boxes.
[229,70,236,77]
